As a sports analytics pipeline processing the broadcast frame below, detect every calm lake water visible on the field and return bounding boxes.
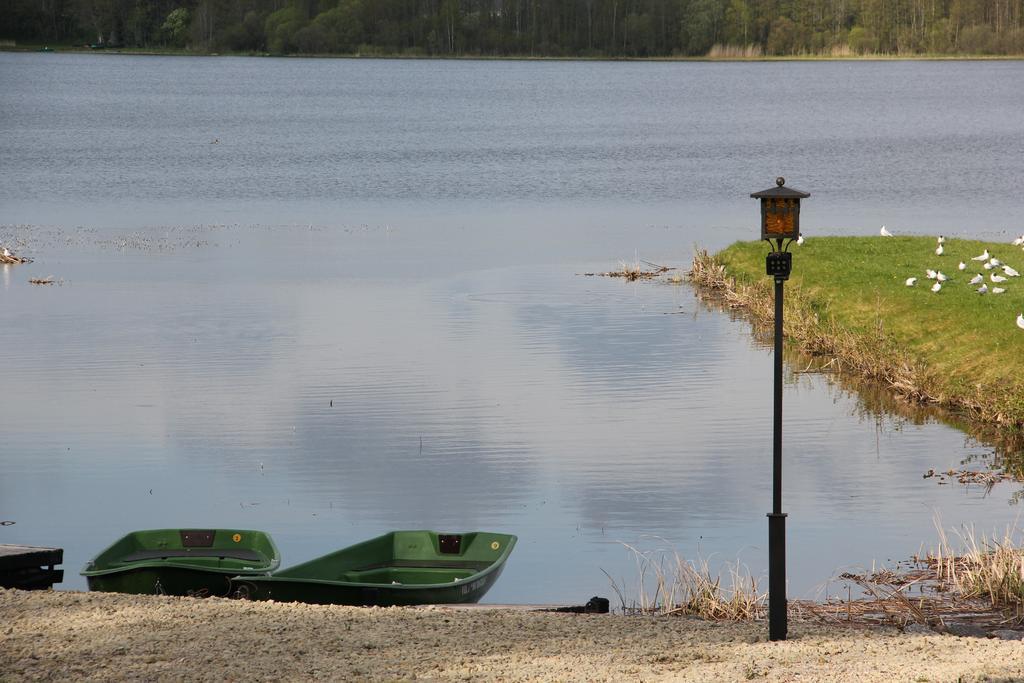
[1,54,1023,603]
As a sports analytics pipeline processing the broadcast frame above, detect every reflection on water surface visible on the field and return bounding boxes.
[2,55,1023,602]
[1,225,1018,602]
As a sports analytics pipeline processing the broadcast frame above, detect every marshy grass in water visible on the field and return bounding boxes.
[926,522,1024,612]
[585,250,676,281]
[836,519,1024,631]
[609,526,1024,633]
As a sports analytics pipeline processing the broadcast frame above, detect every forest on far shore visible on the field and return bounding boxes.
[4,0,1024,57]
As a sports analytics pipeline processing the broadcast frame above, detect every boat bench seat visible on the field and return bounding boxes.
[120,549,264,562]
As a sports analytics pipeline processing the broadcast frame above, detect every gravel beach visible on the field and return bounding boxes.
[3,588,1024,682]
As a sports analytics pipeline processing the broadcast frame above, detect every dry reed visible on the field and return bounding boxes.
[605,541,765,621]
[589,251,675,281]
[924,522,1024,612]
[607,524,1024,631]
[707,43,764,59]
[832,519,1024,631]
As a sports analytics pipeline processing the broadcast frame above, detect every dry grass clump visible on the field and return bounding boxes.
[604,541,765,620]
[828,44,855,57]
[605,530,1024,632]
[614,258,645,280]
[585,252,676,281]
[926,524,1024,611]
[832,521,1024,631]
[707,43,764,58]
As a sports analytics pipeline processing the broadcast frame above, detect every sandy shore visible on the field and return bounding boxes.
[4,589,1024,681]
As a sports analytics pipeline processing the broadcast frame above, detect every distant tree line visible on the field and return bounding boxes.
[4,0,1024,56]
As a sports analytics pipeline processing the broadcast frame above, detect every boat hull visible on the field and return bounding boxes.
[86,565,240,597]
[234,562,506,606]
[236,530,515,606]
[81,528,280,597]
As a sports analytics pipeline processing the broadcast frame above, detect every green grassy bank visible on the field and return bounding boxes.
[691,236,1024,430]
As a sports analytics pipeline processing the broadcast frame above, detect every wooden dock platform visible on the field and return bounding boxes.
[0,545,64,590]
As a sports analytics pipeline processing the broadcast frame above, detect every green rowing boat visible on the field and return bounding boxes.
[233,530,516,606]
[81,528,280,597]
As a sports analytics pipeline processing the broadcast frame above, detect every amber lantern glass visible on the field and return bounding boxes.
[752,179,809,243]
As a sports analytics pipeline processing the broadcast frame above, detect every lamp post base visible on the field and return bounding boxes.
[767,512,788,641]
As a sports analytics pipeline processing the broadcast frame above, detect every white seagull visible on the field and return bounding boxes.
[1013,236,1024,246]
[991,273,1008,283]
[984,262,995,270]
[796,234,805,246]
[1,247,9,257]
[990,257,1003,267]
[978,284,989,294]
[1004,265,1020,277]
[1017,313,1024,329]
[925,269,938,279]
[905,277,918,286]
[969,273,984,285]
[958,261,967,271]
[936,272,948,282]
[972,249,991,261]
[931,282,942,293]
[992,287,1006,294]
[935,244,944,256]
[937,235,946,244]
[880,225,893,237]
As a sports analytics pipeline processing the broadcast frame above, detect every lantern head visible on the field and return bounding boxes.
[751,177,810,243]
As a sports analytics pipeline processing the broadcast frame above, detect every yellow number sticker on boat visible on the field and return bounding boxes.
[233,534,242,543]
[491,541,500,550]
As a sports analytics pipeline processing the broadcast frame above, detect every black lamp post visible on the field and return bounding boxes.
[750,177,809,642]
